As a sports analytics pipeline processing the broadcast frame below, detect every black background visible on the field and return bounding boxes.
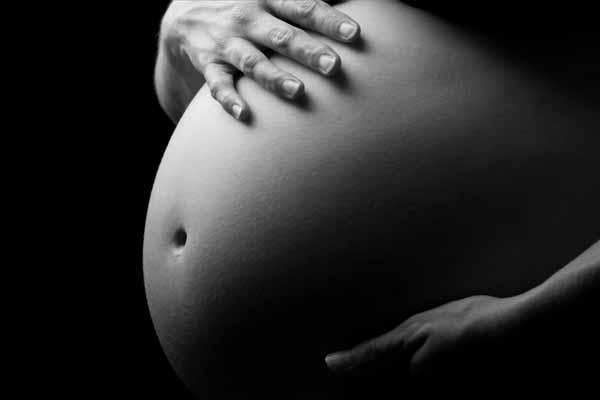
[110,4,193,400]
[75,2,194,399]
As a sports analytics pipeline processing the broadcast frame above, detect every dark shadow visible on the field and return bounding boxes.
[409,1,600,105]
[240,107,255,126]
[329,67,350,92]
[294,89,315,112]
[347,34,368,52]
[329,36,368,93]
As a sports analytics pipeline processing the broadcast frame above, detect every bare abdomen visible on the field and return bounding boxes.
[143,1,600,397]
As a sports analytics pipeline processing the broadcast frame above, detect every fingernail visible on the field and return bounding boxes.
[281,79,301,99]
[318,54,337,75]
[339,21,358,40]
[231,104,243,120]
[325,352,350,372]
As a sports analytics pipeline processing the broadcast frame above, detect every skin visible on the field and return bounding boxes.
[153,0,600,385]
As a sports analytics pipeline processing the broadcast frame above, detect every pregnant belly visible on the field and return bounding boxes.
[143,0,600,397]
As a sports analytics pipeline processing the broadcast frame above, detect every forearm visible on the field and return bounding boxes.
[513,239,600,326]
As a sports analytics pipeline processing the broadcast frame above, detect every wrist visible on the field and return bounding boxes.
[469,294,529,342]
[487,290,540,340]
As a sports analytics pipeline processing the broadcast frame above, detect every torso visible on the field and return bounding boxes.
[144,0,600,397]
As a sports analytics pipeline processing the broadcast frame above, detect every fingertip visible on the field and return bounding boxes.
[324,351,351,372]
[318,53,341,76]
[232,104,243,120]
[230,103,248,121]
[338,21,361,42]
[231,103,250,122]
[281,79,305,100]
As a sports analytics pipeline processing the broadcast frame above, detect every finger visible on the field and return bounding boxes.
[265,0,360,42]
[202,63,249,121]
[324,329,406,374]
[246,12,341,76]
[408,336,434,378]
[222,37,304,100]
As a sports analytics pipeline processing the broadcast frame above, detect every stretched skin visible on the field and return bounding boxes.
[144,0,600,397]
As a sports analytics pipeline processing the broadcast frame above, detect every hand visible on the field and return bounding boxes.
[325,295,522,378]
[161,0,361,121]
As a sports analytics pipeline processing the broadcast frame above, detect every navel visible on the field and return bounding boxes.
[172,226,188,256]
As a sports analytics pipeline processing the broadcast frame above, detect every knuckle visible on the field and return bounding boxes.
[219,36,236,55]
[268,27,294,49]
[294,0,317,19]
[227,3,256,28]
[211,39,226,55]
[240,53,264,75]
